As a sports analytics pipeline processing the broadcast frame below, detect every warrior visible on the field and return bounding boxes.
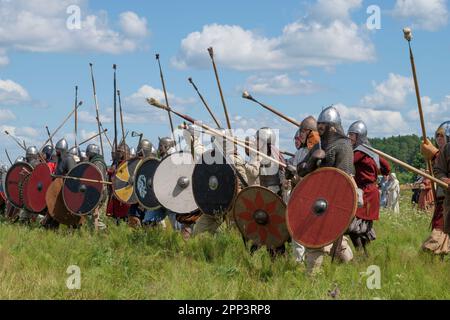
[193,128,248,236]
[41,138,76,229]
[244,136,260,186]
[86,143,108,230]
[246,127,288,256]
[106,142,132,223]
[68,146,81,164]
[182,124,206,161]
[80,150,88,163]
[17,146,41,223]
[255,127,286,197]
[157,136,185,232]
[129,147,137,159]
[421,121,450,254]
[42,145,56,174]
[286,116,320,263]
[297,106,354,274]
[127,138,166,228]
[346,120,391,254]
[54,138,76,176]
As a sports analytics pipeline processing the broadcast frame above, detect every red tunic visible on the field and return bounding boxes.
[105,164,131,218]
[46,161,56,174]
[418,178,434,212]
[354,150,391,220]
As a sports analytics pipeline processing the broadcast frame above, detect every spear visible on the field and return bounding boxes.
[45,126,54,148]
[155,53,176,144]
[208,47,232,130]
[74,85,78,149]
[188,77,222,128]
[403,27,437,200]
[39,101,83,151]
[89,63,105,156]
[78,129,108,146]
[4,130,26,151]
[117,89,126,145]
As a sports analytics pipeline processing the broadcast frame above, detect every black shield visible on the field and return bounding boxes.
[192,154,237,215]
[133,157,161,210]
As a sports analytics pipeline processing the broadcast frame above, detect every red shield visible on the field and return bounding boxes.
[63,162,104,215]
[5,162,33,208]
[233,186,289,249]
[287,167,357,248]
[22,163,52,212]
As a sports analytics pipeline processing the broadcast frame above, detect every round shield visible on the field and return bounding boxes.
[5,162,33,208]
[46,178,84,226]
[112,158,142,204]
[22,163,53,213]
[153,152,198,214]
[133,157,161,210]
[234,186,289,249]
[192,155,237,215]
[287,167,357,249]
[62,162,104,216]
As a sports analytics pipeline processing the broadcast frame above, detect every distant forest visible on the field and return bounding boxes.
[369,134,430,184]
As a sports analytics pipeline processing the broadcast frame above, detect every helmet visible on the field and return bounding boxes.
[15,156,26,163]
[69,146,80,157]
[129,147,136,158]
[80,151,88,162]
[42,145,54,161]
[317,106,341,126]
[300,116,317,131]
[86,144,100,159]
[137,139,156,158]
[436,121,450,143]
[347,120,368,139]
[158,137,175,155]
[25,146,39,161]
[256,127,277,146]
[55,138,68,155]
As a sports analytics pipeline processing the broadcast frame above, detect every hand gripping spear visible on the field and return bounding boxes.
[403,27,437,201]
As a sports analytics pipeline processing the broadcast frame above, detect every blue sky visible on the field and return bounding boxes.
[0,0,449,163]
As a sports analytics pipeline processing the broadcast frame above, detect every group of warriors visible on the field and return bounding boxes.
[1,103,449,275]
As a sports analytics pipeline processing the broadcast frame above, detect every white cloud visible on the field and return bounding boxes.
[172,11,375,71]
[0,109,16,122]
[0,79,31,104]
[310,0,363,22]
[392,0,449,31]
[360,73,414,110]
[336,103,411,136]
[119,11,149,38]
[407,95,450,130]
[242,74,322,95]
[0,0,150,65]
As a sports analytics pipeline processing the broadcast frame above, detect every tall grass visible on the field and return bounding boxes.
[0,191,448,299]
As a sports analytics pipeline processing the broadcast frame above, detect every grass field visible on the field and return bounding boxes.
[0,191,449,300]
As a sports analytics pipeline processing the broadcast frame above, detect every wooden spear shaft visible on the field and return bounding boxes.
[147,98,287,168]
[363,144,448,189]
[51,174,112,185]
[208,47,232,130]
[155,54,176,144]
[188,77,222,128]
[242,91,301,127]
[405,36,437,200]
[39,101,83,152]
[89,63,105,156]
